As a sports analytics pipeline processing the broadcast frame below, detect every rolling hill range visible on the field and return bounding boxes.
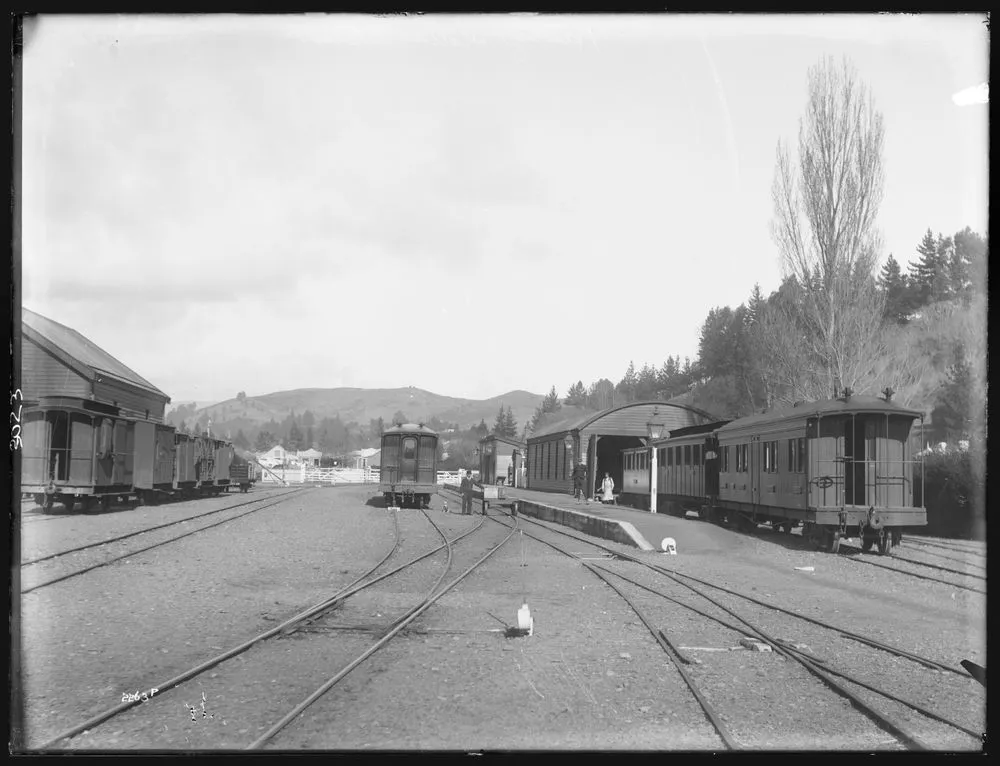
[166,387,545,435]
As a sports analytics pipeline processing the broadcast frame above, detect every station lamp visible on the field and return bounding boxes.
[646,408,665,513]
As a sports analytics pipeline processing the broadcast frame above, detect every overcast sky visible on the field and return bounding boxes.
[21,14,989,405]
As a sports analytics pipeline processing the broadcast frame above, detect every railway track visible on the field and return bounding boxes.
[247,507,518,749]
[35,503,501,750]
[490,510,983,750]
[837,544,986,595]
[21,489,309,595]
[892,543,988,570]
[902,538,986,558]
[22,488,302,567]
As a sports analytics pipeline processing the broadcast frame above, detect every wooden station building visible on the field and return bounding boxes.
[525,400,714,499]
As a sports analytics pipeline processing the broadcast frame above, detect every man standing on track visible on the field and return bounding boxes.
[460,469,475,515]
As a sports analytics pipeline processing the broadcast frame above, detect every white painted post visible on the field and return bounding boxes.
[650,446,658,513]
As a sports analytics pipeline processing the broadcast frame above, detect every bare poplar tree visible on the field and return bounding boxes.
[770,56,888,397]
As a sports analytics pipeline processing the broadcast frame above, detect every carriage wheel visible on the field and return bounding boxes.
[780,522,793,535]
[100,496,113,512]
[861,534,875,552]
[43,494,55,511]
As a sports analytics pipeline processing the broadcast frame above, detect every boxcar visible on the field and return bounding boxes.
[379,423,439,508]
[20,396,137,511]
[620,394,926,555]
[20,394,239,510]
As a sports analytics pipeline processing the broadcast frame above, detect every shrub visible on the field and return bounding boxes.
[914,447,985,540]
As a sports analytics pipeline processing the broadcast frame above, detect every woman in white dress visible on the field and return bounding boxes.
[600,472,615,503]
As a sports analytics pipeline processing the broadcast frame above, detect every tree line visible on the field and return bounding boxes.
[529,57,985,451]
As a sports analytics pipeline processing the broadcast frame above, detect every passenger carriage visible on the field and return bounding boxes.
[379,423,439,508]
[620,392,926,554]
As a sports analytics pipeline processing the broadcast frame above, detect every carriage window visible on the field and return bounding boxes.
[693,445,701,464]
[658,449,666,467]
[797,438,807,473]
[765,441,777,473]
[722,446,729,472]
[683,445,691,465]
[667,447,673,466]
[402,437,417,460]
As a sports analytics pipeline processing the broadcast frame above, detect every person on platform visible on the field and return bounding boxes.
[571,462,587,503]
[461,469,475,515]
[600,472,615,503]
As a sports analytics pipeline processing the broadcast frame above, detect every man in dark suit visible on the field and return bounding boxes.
[460,469,475,515]
[572,462,588,503]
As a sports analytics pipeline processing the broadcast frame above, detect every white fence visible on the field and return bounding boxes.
[259,466,476,486]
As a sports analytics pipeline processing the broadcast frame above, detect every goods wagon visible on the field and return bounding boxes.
[379,423,438,508]
[20,395,238,511]
[228,457,259,493]
[618,392,926,555]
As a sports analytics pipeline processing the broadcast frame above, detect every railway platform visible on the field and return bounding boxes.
[503,488,697,553]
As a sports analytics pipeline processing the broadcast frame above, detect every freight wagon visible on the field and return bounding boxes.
[20,395,237,511]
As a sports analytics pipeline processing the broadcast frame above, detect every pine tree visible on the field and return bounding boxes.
[745,283,764,327]
[492,404,506,435]
[542,385,562,413]
[564,381,587,406]
[502,406,518,439]
[908,228,944,309]
[952,226,987,301]
[878,254,910,324]
[617,361,638,403]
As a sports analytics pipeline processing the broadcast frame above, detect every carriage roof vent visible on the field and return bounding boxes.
[882,387,895,402]
[839,387,853,402]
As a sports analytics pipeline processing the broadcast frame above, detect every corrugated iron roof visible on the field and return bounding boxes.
[23,308,169,399]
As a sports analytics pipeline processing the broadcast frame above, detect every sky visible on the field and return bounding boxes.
[20,14,989,405]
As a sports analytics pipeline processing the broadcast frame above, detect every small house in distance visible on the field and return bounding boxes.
[477,434,526,486]
[351,447,381,470]
[296,448,323,467]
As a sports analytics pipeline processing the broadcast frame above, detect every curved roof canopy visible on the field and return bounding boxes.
[529,400,717,441]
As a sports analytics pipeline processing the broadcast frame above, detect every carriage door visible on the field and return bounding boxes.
[843,416,866,506]
[750,434,761,513]
[400,436,418,483]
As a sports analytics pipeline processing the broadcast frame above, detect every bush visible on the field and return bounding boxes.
[914,447,985,540]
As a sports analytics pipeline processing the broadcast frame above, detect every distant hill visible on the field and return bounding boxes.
[167,387,545,435]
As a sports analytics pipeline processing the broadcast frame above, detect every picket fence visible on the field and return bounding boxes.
[259,466,472,486]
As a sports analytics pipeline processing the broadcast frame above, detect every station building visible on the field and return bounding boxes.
[477,434,526,487]
[525,400,715,499]
[21,308,171,421]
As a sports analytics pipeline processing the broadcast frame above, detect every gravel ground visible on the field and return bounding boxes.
[20,485,395,748]
[17,487,986,752]
[19,487,300,562]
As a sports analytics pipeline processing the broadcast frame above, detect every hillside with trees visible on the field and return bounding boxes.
[165,387,543,460]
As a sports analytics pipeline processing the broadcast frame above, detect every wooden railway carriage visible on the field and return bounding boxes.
[379,423,439,508]
[21,396,238,510]
[621,394,926,555]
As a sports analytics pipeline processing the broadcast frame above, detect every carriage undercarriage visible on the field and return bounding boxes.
[655,497,905,555]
